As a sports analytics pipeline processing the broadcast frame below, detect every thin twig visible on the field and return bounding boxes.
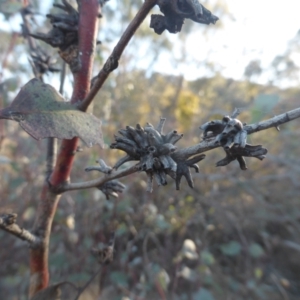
[142,231,164,265]
[143,232,151,266]
[46,138,58,179]
[271,274,290,300]
[20,8,37,56]
[46,61,66,178]
[59,163,140,192]
[142,232,166,300]
[0,214,41,246]
[78,0,157,111]
[59,61,67,95]
[74,268,102,300]
[281,240,300,253]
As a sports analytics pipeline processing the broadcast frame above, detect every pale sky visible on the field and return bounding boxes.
[150,0,300,86]
[1,0,300,88]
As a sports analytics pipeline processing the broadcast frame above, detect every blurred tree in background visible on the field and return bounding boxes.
[1,0,300,300]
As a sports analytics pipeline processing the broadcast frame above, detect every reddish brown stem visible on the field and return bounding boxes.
[73,0,99,104]
[49,0,99,185]
[79,0,157,111]
[29,185,60,296]
[29,0,100,296]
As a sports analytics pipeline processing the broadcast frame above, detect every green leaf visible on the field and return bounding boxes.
[0,79,103,147]
[220,241,241,256]
[193,288,215,300]
[249,243,265,258]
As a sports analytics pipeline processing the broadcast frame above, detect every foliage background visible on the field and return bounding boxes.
[1,0,300,299]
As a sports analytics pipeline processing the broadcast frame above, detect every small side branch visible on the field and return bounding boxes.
[174,106,300,159]
[0,213,41,247]
[245,107,300,134]
[79,0,157,111]
[74,268,102,300]
[46,61,66,177]
[59,163,140,192]
[45,61,66,177]
[46,138,57,178]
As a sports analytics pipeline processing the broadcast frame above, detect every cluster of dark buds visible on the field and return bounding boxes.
[200,112,268,170]
[20,7,60,79]
[85,159,125,200]
[111,119,205,191]
[150,0,218,34]
[30,0,78,50]
[29,0,80,71]
[29,46,60,79]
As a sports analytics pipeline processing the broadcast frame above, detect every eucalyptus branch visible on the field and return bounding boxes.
[60,106,300,193]
[26,1,100,296]
[59,163,140,192]
[79,0,157,111]
[245,107,300,134]
[0,213,41,247]
[174,106,300,159]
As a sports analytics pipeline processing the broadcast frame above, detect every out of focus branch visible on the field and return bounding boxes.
[0,213,41,246]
